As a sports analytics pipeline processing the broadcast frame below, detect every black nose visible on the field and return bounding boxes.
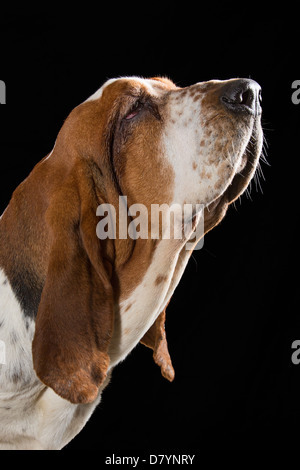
[220,79,262,116]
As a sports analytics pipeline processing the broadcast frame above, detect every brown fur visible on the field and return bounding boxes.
[140,306,174,382]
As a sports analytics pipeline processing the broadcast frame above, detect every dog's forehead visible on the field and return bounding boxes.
[85,76,176,103]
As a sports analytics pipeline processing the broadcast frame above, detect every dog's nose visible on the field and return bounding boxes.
[220,79,262,116]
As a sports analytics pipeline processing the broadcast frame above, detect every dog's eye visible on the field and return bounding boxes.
[124,100,144,120]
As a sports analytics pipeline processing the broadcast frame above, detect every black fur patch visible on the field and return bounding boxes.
[10,268,44,320]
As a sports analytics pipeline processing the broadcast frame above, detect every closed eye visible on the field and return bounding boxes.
[124,100,144,120]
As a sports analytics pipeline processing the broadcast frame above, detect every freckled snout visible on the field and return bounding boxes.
[220,79,262,116]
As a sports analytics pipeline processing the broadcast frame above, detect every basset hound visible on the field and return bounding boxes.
[0,76,263,449]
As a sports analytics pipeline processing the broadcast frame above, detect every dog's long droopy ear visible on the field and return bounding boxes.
[140,307,175,382]
[32,165,114,405]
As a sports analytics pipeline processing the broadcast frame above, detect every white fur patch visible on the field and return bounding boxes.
[0,269,36,390]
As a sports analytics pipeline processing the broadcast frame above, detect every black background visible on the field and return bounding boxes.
[1,5,299,451]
